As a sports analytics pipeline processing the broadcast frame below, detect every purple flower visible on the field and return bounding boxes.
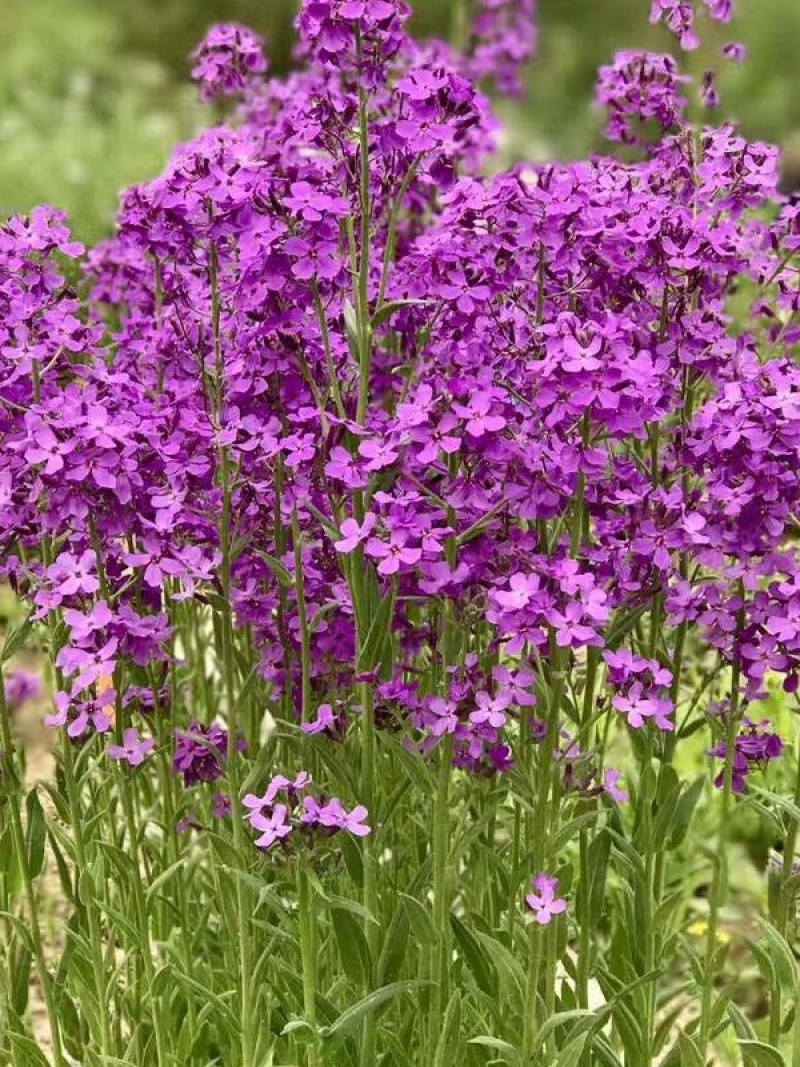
[296,0,411,82]
[251,804,293,849]
[425,697,459,737]
[107,728,155,767]
[302,796,371,837]
[46,689,115,739]
[466,0,537,97]
[243,772,312,813]
[190,24,268,103]
[526,874,567,925]
[334,514,377,554]
[4,669,42,710]
[701,71,720,110]
[612,683,674,732]
[702,0,734,22]
[722,41,746,63]
[596,51,688,145]
[649,1,699,50]
[56,639,119,696]
[470,690,510,730]
[604,769,630,803]
[173,721,233,786]
[302,703,345,737]
[710,719,783,794]
[365,530,422,576]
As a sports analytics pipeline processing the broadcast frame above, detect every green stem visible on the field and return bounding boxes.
[0,681,67,1067]
[297,865,321,1067]
[697,645,743,1058]
[771,713,800,1046]
[62,738,113,1063]
[291,509,312,728]
[430,733,454,1063]
[522,652,566,1063]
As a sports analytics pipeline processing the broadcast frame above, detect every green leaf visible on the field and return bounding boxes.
[357,584,397,672]
[56,988,85,1061]
[206,830,246,869]
[535,1009,605,1051]
[377,899,410,986]
[0,827,23,900]
[728,1001,758,1041]
[338,830,364,886]
[371,299,430,330]
[0,611,35,664]
[467,1036,521,1066]
[323,894,378,926]
[450,914,496,998]
[330,903,372,988]
[321,980,430,1042]
[555,1032,591,1067]
[0,911,35,953]
[433,991,461,1067]
[739,1040,787,1067]
[549,813,597,854]
[755,919,797,991]
[7,1033,50,1067]
[475,933,525,1010]
[343,300,361,361]
[168,967,239,1038]
[398,892,436,944]
[676,1032,705,1067]
[651,780,682,846]
[669,777,705,849]
[251,549,294,588]
[577,828,611,932]
[11,946,32,1016]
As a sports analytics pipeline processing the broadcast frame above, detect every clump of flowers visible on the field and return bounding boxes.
[190,23,269,102]
[596,51,688,145]
[3,668,42,710]
[243,772,370,850]
[710,717,784,793]
[467,0,537,97]
[173,721,243,786]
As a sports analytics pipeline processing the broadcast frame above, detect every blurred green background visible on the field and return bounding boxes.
[2,0,799,242]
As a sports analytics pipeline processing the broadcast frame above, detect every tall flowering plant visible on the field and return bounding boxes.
[1,1,800,1065]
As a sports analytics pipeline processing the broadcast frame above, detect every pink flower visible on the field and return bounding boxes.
[107,728,155,767]
[251,804,293,849]
[526,874,567,925]
[334,514,377,554]
[604,769,629,803]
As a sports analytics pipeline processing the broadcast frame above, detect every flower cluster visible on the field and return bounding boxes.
[173,721,242,786]
[190,24,269,102]
[596,51,688,145]
[710,718,784,794]
[650,0,734,51]
[243,772,370,850]
[3,669,42,710]
[467,0,538,97]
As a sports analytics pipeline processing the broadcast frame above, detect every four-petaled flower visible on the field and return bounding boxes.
[526,874,568,925]
[108,728,155,767]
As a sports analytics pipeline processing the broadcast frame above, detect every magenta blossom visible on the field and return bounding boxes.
[107,728,155,767]
[251,804,293,850]
[526,874,568,925]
